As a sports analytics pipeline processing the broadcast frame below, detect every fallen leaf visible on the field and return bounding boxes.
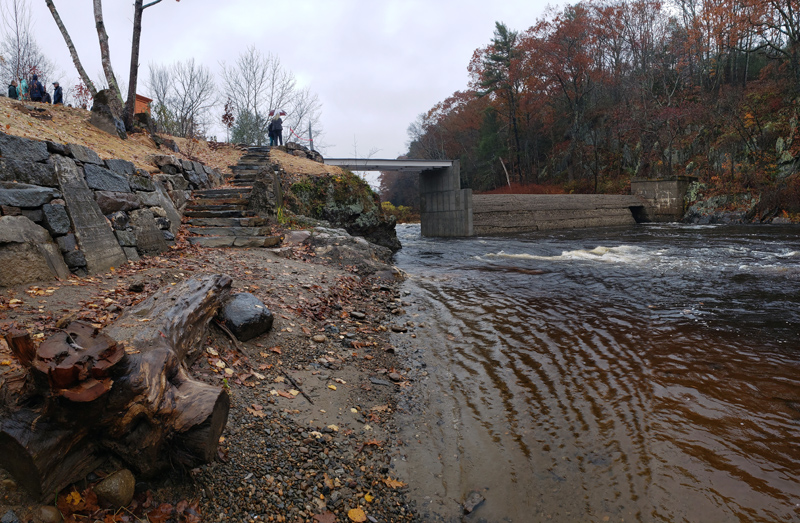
[328,384,337,391]
[364,493,374,502]
[347,508,367,522]
[277,390,295,399]
[313,511,336,523]
[371,405,389,412]
[383,477,407,489]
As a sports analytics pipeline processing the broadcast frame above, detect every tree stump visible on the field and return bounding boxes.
[0,274,233,500]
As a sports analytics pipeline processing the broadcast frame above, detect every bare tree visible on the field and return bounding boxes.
[220,46,324,147]
[1,0,56,84]
[44,0,96,96]
[146,59,216,137]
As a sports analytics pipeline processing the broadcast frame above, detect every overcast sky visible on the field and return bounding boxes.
[26,0,555,160]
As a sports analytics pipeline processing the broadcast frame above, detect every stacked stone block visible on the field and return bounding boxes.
[0,132,225,285]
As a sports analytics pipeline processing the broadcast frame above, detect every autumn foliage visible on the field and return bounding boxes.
[383,0,800,215]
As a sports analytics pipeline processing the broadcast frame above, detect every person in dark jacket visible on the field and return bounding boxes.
[42,88,51,104]
[52,82,63,105]
[272,115,283,146]
[29,74,44,102]
[8,80,18,100]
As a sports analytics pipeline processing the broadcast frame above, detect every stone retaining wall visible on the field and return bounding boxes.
[0,131,225,286]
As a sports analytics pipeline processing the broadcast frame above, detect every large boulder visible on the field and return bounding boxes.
[41,203,71,236]
[0,216,71,286]
[305,227,396,277]
[90,90,127,140]
[217,293,274,342]
[287,173,401,252]
[0,181,60,207]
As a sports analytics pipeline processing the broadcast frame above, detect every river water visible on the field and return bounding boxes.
[389,223,800,522]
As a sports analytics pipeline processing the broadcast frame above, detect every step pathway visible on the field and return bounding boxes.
[185,147,282,248]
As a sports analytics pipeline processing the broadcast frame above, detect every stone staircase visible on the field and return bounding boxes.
[185,147,282,248]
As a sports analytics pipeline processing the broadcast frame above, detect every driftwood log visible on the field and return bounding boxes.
[0,274,232,500]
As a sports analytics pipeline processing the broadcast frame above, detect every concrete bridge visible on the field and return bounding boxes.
[324,158,692,237]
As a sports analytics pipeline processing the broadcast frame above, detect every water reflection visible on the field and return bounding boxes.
[392,224,800,522]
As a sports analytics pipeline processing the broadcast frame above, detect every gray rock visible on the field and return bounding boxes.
[137,190,161,207]
[218,292,274,342]
[155,217,171,230]
[192,161,205,174]
[180,159,193,171]
[114,229,137,247]
[0,158,58,187]
[160,164,179,175]
[104,158,135,176]
[66,143,102,164]
[94,469,135,509]
[53,156,127,273]
[152,182,183,235]
[108,211,130,230]
[148,154,181,169]
[0,132,49,162]
[94,191,141,214]
[0,181,60,207]
[162,230,175,241]
[149,206,166,218]
[42,203,71,236]
[463,491,485,514]
[123,246,140,261]
[0,216,71,285]
[84,163,131,193]
[184,170,207,189]
[1,509,20,523]
[56,233,77,253]
[129,208,169,255]
[20,208,43,222]
[168,189,187,210]
[63,249,87,268]
[89,104,127,140]
[154,173,188,191]
[128,173,155,192]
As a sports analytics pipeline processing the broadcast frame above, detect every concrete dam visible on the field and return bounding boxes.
[324,158,694,237]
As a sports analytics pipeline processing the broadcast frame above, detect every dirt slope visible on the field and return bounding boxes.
[0,97,242,174]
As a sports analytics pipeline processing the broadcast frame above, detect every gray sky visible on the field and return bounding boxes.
[27,0,554,159]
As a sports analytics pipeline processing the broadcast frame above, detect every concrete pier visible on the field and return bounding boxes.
[630,177,697,222]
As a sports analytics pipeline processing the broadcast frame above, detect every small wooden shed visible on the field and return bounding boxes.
[134,94,152,115]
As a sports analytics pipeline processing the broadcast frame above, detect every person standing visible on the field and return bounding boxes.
[272,113,283,146]
[8,80,18,100]
[18,77,28,101]
[42,86,51,104]
[267,117,276,146]
[29,74,44,102]
[52,82,63,105]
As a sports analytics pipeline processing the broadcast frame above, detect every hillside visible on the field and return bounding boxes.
[0,96,242,173]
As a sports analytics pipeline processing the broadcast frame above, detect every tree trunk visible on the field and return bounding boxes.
[93,0,123,105]
[43,0,97,97]
[124,0,163,131]
[0,274,233,501]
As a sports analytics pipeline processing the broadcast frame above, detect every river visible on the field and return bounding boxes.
[389,223,800,522]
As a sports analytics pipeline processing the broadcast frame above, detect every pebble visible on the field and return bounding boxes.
[1,479,16,490]
[350,311,366,320]
[0,510,19,523]
[312,335,327,343]
[388,372,403,382]
[35,506,62,523]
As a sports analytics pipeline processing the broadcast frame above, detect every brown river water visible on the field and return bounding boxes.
[389,224,800,522]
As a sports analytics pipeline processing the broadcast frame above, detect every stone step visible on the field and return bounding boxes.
[183,209,254,218]
[190,198,249,207]
[187,226,273,236]
[188,236,282,248]
[186,217,267,227]
[232,181,256,187]
[193,188,251,198]
[185,203,248,212]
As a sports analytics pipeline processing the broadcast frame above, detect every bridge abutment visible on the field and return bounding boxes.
[419,161,473,237]
[631,176,697,222]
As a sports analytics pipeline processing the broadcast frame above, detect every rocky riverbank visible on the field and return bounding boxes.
[0,227,419,523]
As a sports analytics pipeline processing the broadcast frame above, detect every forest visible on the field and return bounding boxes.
[380,0,800,219]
